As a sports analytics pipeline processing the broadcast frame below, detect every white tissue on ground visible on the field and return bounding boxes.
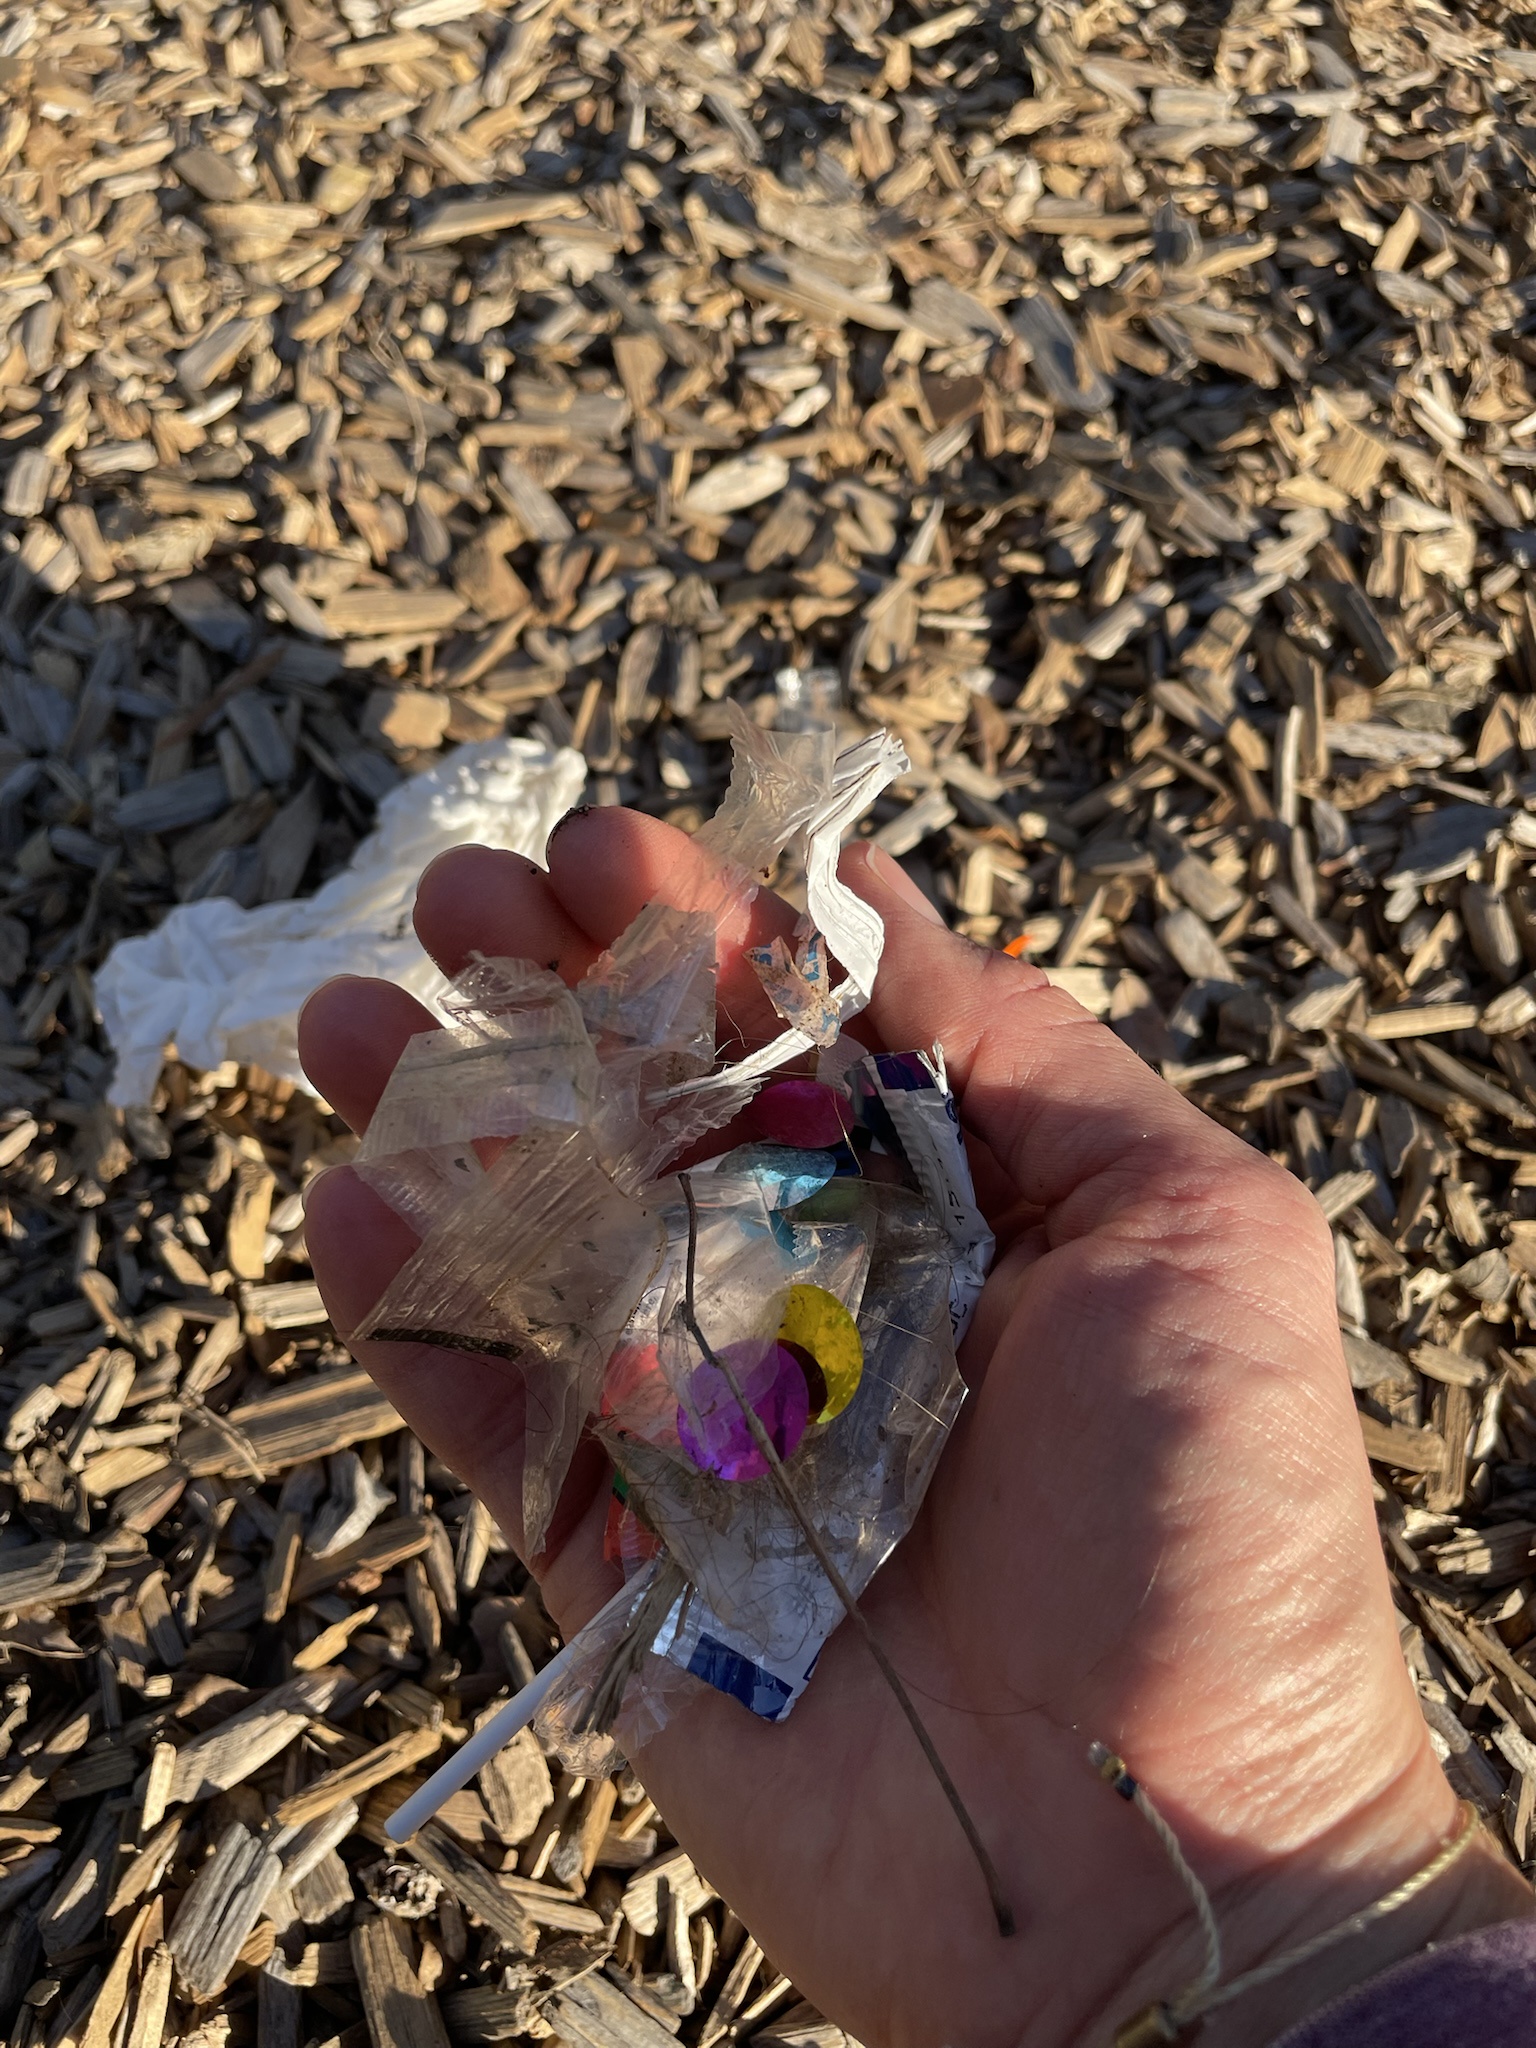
[95,737,587,1109]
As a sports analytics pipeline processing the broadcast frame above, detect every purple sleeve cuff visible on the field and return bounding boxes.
[1273,1917,1536,2048]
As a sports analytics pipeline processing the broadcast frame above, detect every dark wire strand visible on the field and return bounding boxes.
[678,1170,1015,1939]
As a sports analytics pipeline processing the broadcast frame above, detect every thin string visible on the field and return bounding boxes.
[1189,1803,1479,2022]
[679,1170,1016,1939]
[1090,1742,1482,2040]
[1131,1779,1222,2005]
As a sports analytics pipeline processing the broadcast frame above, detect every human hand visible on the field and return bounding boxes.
[299,808,1528,2048]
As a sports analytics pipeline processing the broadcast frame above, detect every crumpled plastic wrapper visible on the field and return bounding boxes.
[346,707,992,1748]
[97,736,585,1107]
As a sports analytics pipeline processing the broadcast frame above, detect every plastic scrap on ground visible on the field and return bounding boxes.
[95,737,585,1108]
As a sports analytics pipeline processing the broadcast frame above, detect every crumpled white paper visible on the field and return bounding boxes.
[96,737,586,1108]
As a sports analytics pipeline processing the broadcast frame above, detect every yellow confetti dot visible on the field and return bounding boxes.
[778,1283,863,1423]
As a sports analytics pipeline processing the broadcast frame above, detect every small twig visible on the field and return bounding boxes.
[581,1555,688,1735]
[179,1394,266,1486]
[678,1172,1015,1939]
[532,1949,613,2010]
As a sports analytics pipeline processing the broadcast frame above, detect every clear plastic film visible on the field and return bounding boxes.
[356,1124,667,1553]
[576,904,720,1192]
[665,721,910,1111]
[343,709,990,1743]
[531,1193,962,1753]
[594,1182,962,1705]
[693,714,837,879]
[356,960,600,1233]
[530,1555,698,1773]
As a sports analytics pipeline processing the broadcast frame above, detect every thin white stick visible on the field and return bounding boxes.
[385,1649,576,1841]
[384,1575,644,1841]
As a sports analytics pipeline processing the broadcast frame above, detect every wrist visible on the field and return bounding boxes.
[1097,1750,1532,2047]
[1197,1824,1530,2047]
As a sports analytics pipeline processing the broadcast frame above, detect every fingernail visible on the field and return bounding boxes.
[858,842,947,926]
[546,803,597,859]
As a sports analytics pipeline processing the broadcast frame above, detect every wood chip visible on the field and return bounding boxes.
[352,1914,452,2048]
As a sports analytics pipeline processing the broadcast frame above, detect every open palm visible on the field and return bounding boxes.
[299,806,1516,2048]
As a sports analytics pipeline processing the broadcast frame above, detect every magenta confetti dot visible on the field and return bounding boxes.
[749,1077,852,1149]
[677,1338,810,1482]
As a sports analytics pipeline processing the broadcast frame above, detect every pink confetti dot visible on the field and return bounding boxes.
[749,1077,852,1149]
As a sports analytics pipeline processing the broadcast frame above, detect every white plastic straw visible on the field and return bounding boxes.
[384,1576,639,1841]
[385,1645,576,1841]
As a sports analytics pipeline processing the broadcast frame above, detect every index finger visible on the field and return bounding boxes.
[415,807,807,1058]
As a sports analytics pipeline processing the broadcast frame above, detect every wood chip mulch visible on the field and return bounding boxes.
[6,0,1536,2037]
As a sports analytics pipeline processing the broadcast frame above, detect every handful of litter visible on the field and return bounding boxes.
[362,711,995,1848]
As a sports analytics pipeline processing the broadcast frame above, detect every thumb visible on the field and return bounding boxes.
[838,841,1275,1235]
